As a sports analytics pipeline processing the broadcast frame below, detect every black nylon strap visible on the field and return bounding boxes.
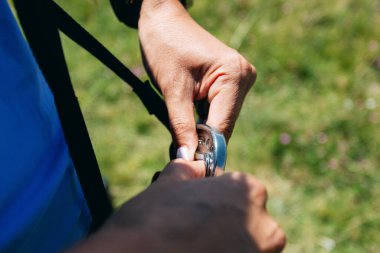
[14,0,113,232]
[14,0,172,233]
[51,1,170,130]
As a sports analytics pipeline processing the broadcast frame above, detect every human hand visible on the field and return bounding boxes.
[138,0,257,159]
[70,160,285,253]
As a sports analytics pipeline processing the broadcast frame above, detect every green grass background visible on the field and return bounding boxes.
[53,0,380,252]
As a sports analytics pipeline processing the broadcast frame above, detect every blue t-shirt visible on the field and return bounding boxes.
[0,1,92,252]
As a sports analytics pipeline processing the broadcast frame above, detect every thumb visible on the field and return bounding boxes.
[165,92,198,160]
[160,159,206,181]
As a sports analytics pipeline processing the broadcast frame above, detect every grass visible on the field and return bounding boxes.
[54,0,380,252]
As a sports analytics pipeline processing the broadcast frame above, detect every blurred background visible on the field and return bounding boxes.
[51,0,380,252]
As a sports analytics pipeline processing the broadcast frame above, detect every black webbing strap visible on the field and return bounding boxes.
[14,0,171,232]
[52,1,170,130]
[14,0,112,232]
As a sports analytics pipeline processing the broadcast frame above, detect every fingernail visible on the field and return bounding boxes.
[176,146,191,161]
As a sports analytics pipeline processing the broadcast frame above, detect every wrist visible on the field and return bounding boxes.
[111,0,188,29]
[139,0,189,27]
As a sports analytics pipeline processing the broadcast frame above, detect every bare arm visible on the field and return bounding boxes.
[67,160,285,253]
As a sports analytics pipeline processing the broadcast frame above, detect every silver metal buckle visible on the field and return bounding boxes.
[194,124,227,177]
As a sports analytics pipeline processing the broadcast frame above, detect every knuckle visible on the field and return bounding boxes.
[240,58,255,78]
[222,172,242,185]
[224,172,247,188]
[259,221,286,253]
[227,173,267,193]
[162,83,181,100]
[275,228,287,252]
[229,171,244,180]
[268,223,287,252]
[240,61,257,90]
[248,177,268,202]
[170,117,193,136]
[224,52,247,75]
[256,183,268,201]
[247,64,257,86]
[255,181,267,195]
[221,52,257,91]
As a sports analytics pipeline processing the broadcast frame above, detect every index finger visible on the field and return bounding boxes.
[205,62,256,141]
